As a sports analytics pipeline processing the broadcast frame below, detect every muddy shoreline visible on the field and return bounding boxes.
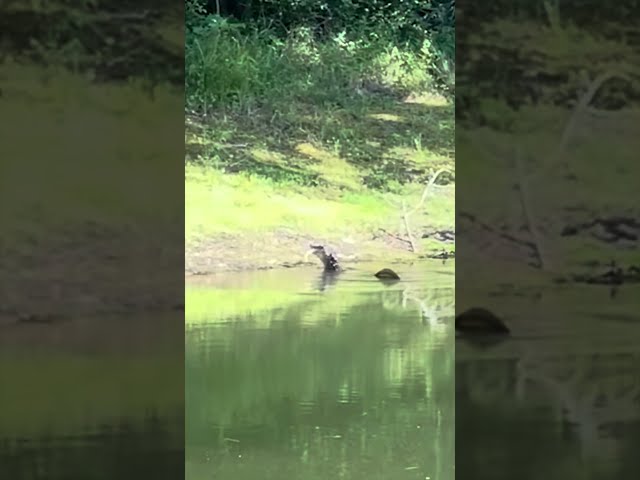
[185,229,455,277]
[1,223,455,326]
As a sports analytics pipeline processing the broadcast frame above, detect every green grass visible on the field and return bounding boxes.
[185,92,454,249]
[186,19,446,114]
[185,162,453,243]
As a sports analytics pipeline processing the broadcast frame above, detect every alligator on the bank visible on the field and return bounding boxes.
[306,244,342,272]
[305,244,401,280]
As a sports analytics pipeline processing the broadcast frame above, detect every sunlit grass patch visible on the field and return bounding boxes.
[368,113,405,122]
[185,164,399,240]
[404,92,450,106]
[295,142,362,189]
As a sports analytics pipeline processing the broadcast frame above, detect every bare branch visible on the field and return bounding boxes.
[532,70,631,180]
[514,146,550,269]
[402,200,417,253]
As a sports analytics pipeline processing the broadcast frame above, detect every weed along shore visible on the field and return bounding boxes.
[185,7,455,275]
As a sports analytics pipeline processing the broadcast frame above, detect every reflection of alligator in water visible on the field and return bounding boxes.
[315,270,340,292]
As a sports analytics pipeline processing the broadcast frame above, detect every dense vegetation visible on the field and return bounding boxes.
[186,0,454,111]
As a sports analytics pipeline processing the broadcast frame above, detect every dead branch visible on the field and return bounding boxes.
[514,146,549,269]
[402,200,417,252]
[532,70,632,180]
[458,212,536,250]
[402,168,452,253]
[377,228,412,245]
[408,168,449,216]
[383,168,452,254]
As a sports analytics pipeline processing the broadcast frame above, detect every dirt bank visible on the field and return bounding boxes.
[185,228,455,276]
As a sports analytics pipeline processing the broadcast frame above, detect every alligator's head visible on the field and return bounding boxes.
[305,244,340,271]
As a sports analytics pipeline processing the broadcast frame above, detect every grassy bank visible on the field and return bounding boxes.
[185,14,455,272]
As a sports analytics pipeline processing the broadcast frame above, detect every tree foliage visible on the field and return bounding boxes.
[189,0,454,48]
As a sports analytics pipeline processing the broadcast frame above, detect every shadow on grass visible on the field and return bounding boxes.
[185,90,454,191]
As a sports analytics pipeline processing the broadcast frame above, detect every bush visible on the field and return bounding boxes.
[185,0,455,112]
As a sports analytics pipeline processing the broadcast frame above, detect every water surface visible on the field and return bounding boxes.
[0,314,184,479]
[186,262,455,480]
[456,285,640,479]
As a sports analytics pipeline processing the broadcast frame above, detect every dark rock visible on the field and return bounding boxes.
[455,308,510,335]
[374,268,400,280]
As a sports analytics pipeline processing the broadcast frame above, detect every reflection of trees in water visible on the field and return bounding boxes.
[515,350,640,462]
[186,287,455,480]
[458,347,640,471]
[186,289,454,431]
[402,287,454,326]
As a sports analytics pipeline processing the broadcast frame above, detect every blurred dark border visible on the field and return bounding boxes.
[0,1,184,478]
[456,1,640,479]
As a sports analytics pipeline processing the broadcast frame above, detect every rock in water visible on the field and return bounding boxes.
[455,307,510,334]
[374,268,400,280]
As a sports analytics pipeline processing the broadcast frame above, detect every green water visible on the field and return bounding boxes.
[456,285,640,480]
[186,262,455,480]
[0,314,183,479]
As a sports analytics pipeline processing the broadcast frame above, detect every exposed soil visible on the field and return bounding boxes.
[185,227,455,276]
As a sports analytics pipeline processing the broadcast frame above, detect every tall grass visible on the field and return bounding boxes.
[186,15,451,114]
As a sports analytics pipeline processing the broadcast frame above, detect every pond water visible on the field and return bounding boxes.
[456,285,640,480]
[0,314,184,479]
[186,261,455,480]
